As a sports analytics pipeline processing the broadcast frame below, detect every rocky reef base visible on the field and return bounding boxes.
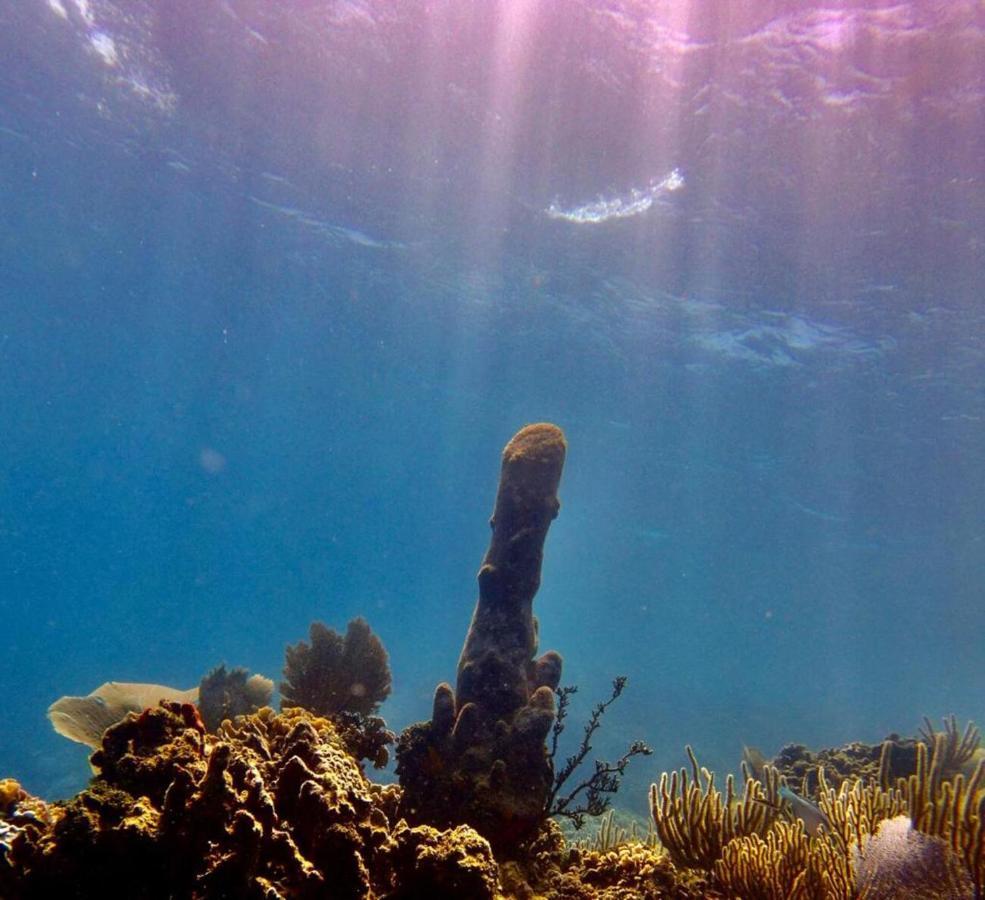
[0,702,710,900]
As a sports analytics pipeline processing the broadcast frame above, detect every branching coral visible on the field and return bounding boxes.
[569,808,659,853]
[918,716,982,781]
[714,820,853,900]
[281,616,392,718]
[650,746,782,870]
[815,753,908,851]
[905,736,985,895]
[546,676,652,828]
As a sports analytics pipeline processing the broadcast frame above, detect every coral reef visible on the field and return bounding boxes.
[381,821,500,899]
[499,818,716,899]
[0,703,500,900]
[197,665,273,732]
[557,843,703,899]
[396,423,568,853]
[10,419,984,899]
[771,736,919,797]
[766,717,980,801]
[281,617,392,718]
[650,729,985,899]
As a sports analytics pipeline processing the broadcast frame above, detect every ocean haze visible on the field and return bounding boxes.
[0,0,982,810]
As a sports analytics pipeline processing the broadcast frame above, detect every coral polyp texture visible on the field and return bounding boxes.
[0,703,499,900]
[395,423,568,854]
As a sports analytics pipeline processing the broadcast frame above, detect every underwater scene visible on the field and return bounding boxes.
[1,0,983,897]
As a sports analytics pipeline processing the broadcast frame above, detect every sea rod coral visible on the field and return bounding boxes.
[650,725,985,899]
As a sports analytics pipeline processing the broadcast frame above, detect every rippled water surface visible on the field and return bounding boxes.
[0,1,982,806]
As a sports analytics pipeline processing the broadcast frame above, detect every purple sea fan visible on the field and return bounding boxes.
[852,815,974,899]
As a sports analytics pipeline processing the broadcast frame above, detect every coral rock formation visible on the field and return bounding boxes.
[382,821,501,899]
[396,423,567,853]
[0,703,496,900]
[772,737,919,797]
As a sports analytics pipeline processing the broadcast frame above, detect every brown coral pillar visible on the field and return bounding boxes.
[456,423,567,717]
[395,423,567,853]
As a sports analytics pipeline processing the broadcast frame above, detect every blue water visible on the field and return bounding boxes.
[1,1,983,813]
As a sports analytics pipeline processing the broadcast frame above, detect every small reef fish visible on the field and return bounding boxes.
[742,745,830,837]
[48,682,200,748]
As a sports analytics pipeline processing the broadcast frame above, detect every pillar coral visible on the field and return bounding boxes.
[396,423,567,853]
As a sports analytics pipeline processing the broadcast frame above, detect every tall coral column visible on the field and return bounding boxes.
[396,423,567,853]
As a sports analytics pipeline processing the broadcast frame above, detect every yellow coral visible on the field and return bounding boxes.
[652,732,985,897]
[816,759,907,850]
[918,716,981,780]
[649,745,781,870]
[905,737,985,894]
[0,778,24,809]
[715,819,857,900]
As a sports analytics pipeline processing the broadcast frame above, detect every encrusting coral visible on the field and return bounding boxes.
[281,616,392,718]
[0,703,500,900]
[396,423,569,853]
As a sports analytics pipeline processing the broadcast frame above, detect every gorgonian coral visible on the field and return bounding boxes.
[280,617,391,718]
